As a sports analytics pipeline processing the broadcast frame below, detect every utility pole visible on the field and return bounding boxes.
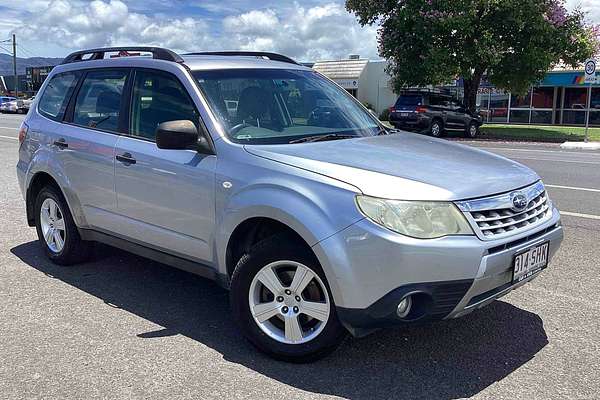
[12,34,18,98]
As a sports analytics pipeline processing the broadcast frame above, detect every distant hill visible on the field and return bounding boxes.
[0,53,63,75]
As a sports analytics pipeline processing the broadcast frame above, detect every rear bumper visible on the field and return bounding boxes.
[389,115,431,131]
[314,208,563,336]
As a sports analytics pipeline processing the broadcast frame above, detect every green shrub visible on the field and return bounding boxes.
[379,108,390,121]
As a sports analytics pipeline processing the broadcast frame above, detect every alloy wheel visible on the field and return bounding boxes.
[40,198,66,253]
[248,260,331,344]
[469,124,477,137]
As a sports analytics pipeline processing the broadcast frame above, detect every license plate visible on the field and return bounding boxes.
[512,242,549,283]
[400,112,410,117]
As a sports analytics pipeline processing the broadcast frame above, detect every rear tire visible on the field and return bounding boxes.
[230,234,347,363]
[34,185,92,265]
[429,119,443,137]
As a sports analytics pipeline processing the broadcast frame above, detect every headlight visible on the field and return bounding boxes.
[356,195,473,239]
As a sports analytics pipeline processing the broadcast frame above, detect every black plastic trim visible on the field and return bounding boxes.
[79,228,229,288]
[184,51,300,65]
[487,224,558,255]
[337,279,474,337]
[62,47,184,64]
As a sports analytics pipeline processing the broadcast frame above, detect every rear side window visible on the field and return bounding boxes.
[129,69,199,140]
[395,95,423,107]
[38,72,80,121]
[73,70,127,132]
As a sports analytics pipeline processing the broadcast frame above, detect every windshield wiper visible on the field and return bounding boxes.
[289,133,359,144]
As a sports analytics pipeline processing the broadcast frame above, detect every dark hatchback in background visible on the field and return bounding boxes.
[389,90,483,138]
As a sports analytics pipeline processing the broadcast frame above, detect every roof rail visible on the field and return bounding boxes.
[61,47,183,64]
[184,51,300,65]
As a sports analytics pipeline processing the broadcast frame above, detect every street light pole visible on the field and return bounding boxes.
[12,34,18,99]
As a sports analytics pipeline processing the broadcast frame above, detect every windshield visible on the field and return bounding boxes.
[192,69,380,144]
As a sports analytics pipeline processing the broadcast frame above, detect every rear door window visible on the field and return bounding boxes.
[38,71,80,121]
[72,69,128,132]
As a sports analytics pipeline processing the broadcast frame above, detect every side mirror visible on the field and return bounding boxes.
[155,120,212,153]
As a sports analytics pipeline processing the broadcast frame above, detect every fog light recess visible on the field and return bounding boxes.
[396,296,412,318]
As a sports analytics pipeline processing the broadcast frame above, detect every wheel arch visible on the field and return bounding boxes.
[216,184,360,303]
[26,170,85,228]
[225,217,314,278]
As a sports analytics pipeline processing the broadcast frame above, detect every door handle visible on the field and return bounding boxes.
[53,138,68,149]
[116,152,136,165]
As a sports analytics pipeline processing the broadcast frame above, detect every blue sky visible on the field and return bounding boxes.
[1,0,599,61]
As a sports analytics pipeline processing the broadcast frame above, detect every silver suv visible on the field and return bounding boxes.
[16,47,563,362]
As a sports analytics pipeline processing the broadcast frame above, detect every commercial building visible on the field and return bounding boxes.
[314,56,600,126]
[26,66,54,92]
[313,56,396,116]
[475,69,600,126]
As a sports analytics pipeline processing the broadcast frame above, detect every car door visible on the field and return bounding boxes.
[444,100,468,129]
[113,68,216,263]
[45,69,127,231]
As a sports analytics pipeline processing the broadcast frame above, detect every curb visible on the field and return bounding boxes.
[560,141,600,150]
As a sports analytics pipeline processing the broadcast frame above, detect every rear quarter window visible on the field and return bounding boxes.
[38,71,80,121]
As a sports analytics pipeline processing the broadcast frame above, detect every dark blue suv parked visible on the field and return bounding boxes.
[389,90,483,138]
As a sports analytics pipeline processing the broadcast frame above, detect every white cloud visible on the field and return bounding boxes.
[10,0,379,61]
[567,0,600,24]
[14,0,213,52]
[222,3,379,61]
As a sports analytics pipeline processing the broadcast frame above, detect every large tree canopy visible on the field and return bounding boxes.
[346,0,599,111]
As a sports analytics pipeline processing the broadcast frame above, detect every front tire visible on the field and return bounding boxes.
[34,185,92,265]
[230,234,347,362]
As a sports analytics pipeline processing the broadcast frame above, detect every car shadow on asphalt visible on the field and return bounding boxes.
[11,241,549,400]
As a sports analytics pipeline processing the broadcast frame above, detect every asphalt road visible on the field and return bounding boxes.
[1,113,599,399]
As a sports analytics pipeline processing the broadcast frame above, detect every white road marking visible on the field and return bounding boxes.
[561,211,600,220]
[509,156,600,165]
[546,184,600,193]
[0,126,19,130]
[0,135,17,140]
[475,146,600,156]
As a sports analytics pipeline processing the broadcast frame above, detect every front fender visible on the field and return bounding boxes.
[215,180,363,299]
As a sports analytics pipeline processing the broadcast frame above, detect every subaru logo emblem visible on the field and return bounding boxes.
[510,192,528,211]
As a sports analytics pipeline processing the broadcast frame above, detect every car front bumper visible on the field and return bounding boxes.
[312,207,563,336]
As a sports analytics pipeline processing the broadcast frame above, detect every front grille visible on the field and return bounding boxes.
[471,191,550,237]
[455,181,553,240]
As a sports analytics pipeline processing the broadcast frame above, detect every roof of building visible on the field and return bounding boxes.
[312,59,369,79]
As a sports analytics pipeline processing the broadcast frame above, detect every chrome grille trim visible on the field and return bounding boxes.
[455,181,553,240]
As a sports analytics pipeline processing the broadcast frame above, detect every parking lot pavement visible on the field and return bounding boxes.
[1,114,599,399]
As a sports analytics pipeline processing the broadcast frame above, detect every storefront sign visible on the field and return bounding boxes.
[334,79,359,89]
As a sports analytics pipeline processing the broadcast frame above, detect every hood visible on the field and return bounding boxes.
[244,132,539,201]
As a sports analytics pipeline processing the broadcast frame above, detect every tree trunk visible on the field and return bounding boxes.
[463,74,483,114]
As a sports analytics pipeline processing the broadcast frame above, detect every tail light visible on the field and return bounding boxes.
[18,122,29,144]
[389,106,396,113]
[415,106,428,113]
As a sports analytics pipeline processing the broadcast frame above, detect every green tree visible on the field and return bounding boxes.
[346,0,599,112]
